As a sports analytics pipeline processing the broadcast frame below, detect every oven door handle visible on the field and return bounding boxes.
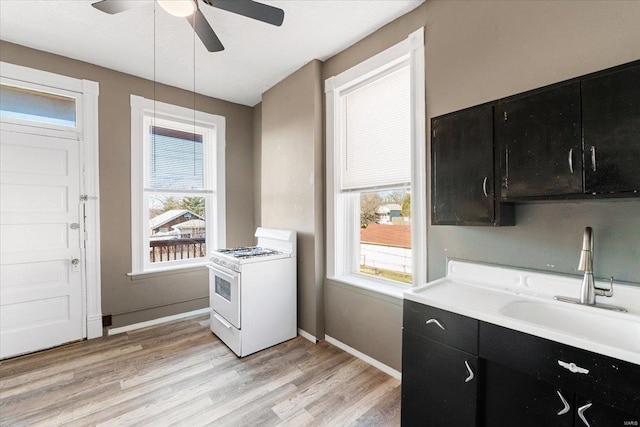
[207,263,237,280]
[212,312,232,329]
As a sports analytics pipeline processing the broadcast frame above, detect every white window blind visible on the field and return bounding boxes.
[148,125,204,190]
[340,65,411,191]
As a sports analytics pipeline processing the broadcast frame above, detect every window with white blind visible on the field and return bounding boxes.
[326,28,426,295]
[340,65,411,191]
[130,95,226,275]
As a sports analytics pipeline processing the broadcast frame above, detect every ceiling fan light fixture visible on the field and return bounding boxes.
[156,0,197,18]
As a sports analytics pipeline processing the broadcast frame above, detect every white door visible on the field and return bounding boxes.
[0,129,84,359]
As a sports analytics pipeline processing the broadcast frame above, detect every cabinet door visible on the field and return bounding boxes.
[401,330,478,426]
[574,397,640,427]
[500,82,582,198]
[483,360,573,427]
[432,105,495,225]
[582,64,640,194]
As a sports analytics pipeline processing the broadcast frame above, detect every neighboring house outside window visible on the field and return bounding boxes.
[325,28,426,296]
[130,95,225,274]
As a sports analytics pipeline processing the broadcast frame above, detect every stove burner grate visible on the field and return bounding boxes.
[217,246,282,259]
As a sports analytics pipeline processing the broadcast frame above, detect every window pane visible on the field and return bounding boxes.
[148,126,203,190]
[0,84,76,127]
[359,188,411,284]
[148,195,206,263]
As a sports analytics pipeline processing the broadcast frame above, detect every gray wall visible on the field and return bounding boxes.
[424,0,640,284]
[0,41,256,328]
[260,60,325,339]
[322,0,640,371]
[253,103,262,231]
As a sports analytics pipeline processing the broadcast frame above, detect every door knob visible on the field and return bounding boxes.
[71,258,80,265]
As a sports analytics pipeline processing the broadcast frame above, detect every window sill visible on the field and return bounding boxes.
[327,274,408,301]
[128,262,209,281]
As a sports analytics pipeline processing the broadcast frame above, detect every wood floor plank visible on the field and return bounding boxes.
[94,370,241,427]
[352,384,402,426]
[184,369,304,426]
[276,408,314,427]
[0,371,74,399]
[0,315,400,427]
[271,358,369,421]
[323,376,400,426]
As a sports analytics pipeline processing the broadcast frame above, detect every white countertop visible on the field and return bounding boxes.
[404,259,640,365]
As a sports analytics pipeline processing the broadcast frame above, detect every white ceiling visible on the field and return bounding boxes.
[0,0,424,106]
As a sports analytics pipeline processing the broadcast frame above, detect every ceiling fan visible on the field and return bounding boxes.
[91,0,284,52]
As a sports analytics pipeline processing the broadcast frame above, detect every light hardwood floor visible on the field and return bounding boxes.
[0,314,400,426]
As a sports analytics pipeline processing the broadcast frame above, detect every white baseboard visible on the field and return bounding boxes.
[87,314,103,339]
[325,335,401,380]
[297,328,317,343]
[107,308,210,336]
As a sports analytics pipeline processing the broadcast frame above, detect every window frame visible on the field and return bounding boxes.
[325,28,426,296]
[130,95,226,275]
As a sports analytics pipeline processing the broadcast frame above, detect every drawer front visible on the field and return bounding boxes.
[210,309,242,357]
[479,322,640,416]
[403,300,478,354]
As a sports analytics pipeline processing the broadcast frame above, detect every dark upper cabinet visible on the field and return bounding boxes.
[499,82,583,199]
[582,64,640,194]
[430,61,639,223]
[431,104,514,225]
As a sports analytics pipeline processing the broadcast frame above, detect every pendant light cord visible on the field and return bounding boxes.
[153,1,156,130]
[193,8,196,135]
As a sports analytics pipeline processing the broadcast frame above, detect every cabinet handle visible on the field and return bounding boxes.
[590,146,597,172]
[425,318,445,330]
[464,360,474,383]
[482,176,489,197]
[577,402,593,427]
[556,390,570,416]
[568,148,574,174]
[558,360,589,374]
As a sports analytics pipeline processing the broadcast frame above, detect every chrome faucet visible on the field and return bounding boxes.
[555,227,626,312]
[578,227,600,304]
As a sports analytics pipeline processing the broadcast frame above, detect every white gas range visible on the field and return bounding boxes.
[208,227,297,357]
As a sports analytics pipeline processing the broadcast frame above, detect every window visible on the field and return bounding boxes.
[326,28,426,294]
[0,82,77,128]
[130,95,225,274]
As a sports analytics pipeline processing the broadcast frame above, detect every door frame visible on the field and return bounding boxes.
[0,61,102,340]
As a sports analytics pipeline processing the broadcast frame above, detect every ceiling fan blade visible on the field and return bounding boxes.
[202,0,284,26]
[91,0,151,14]
[188,9,225,52]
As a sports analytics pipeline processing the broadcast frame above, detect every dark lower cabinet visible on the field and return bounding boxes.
[483,360,573,427]
[402,301,640,427]
[401,330,478,426]
[483,360,639,427]
[574,397,639,427]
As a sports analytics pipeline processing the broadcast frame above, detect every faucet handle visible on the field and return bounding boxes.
[594,277,614,298]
